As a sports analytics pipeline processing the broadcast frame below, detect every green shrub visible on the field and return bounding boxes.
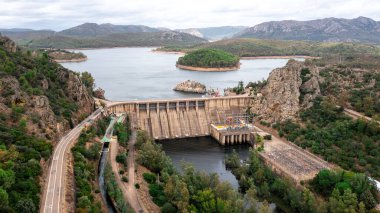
[116,153,127,166]
[122,176,128,182]
[161,202,177,213]
[143,173,156,184]
[119,170,124,175]
[263,135,272,140]
[135,183,140,189]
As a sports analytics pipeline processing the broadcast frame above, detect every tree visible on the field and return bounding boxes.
[300,188,317,213]
[0,168,15,189]
[0,187,9,206]
[191,189,216,212]
[77,196,92,209]
[329,188,359,213]
[225,150,240,169]
[15,199,36,213]
[245,187,258,213]
[164,176,189,212]
[258,200,270,213]
[80,71,95,90]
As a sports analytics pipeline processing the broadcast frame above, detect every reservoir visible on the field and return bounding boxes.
[61,47,291,101]
[61,47,291,189]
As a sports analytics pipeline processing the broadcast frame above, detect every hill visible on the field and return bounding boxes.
[0,29,55,45]
[0,35,94,212]
[25,31,208,48]
[1,23,208,48]
[59,23,160,37]
[176,26,247,40]
[235,16,380,44]
[159,38,380,57]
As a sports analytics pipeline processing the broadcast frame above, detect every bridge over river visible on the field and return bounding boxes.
[106,96,253,144]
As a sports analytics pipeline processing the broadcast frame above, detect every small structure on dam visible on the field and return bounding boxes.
[210,110,254,145]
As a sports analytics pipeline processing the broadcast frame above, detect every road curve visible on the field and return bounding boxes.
[41,109,102,213]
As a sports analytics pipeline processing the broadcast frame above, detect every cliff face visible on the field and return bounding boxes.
[251,60,320,122]
[0,35,94,141]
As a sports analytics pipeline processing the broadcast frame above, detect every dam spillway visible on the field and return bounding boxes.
[107,96,252,142]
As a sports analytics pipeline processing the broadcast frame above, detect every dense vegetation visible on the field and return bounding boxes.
[0,36,93,212]
[135,130,252,212]
[160,38,380,57]
[71,122,105,212]
[177,48,240,68]
[226,148,379,212]
[104,164,133,213]
[315,61,380,118]
[273,97,380,179]
[114,116,131,147]
[0,112,52,212]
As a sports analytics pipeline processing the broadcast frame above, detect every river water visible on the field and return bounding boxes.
[61,47,291,189]
[159,137,250,189]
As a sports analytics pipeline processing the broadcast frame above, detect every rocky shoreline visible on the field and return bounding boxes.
[176,64,240,72]
[54,57,87,63]
[173,80,207,94]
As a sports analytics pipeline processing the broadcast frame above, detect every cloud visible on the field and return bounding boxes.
[0,0,379,30]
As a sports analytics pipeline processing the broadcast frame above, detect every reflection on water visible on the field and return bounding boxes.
[159,136,250,189]
[61,48,291,101]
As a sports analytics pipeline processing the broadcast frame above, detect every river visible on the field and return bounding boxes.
[159,137,250,189]
[61,47,292,191]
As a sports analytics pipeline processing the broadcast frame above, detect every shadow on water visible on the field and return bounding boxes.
[98,142,117,213]
[158,136,250,189]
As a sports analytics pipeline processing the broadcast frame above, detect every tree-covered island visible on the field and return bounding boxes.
[176,48,240,71]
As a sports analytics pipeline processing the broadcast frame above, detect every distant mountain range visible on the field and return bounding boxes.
[1,16,380,49]
[175,26,248,40]
[59,23,160,37]
[235,16,380,44]
[0,23,208,48]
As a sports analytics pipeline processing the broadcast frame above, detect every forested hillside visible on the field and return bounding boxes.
[0,35,94,212]
[159,38,380,57]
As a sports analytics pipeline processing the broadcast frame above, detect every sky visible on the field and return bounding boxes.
[0,0,379,31]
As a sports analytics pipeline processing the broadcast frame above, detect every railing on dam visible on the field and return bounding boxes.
[106,96,252,140]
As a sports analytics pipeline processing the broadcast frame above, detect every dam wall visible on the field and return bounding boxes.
[107,96,251,140]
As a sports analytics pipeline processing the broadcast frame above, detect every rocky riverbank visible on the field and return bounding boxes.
[173,80,207,94]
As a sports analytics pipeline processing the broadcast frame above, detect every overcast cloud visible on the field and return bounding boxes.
[0,0,379,30]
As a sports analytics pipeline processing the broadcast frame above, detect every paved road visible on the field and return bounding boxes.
[41,109,102,213]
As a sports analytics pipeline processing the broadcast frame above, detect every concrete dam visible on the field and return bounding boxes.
[107,96,253,144]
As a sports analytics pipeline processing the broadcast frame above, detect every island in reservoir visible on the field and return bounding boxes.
[173,80,207,94]
[48,49,87,62]
[176,48,240,72]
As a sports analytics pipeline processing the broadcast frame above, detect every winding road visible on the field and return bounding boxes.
[41,108,102,213]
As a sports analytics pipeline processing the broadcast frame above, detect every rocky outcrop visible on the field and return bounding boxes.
[251,60,320,122]
[173,80,206,94]
[0,35,17,52]
[57,67,94,125]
